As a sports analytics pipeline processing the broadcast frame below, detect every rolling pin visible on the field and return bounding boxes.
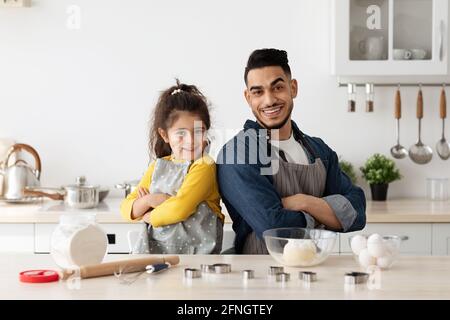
[59,255,179,280]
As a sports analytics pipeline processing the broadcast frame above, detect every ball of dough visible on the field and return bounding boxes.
[283,239,317,265]
[358,248,376,268]
[350,235,367,255]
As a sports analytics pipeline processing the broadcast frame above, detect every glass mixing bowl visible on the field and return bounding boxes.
[263,228,338,267]
[348,234,405,270]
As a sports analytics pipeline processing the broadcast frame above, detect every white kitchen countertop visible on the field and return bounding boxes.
[1,198,450,224]
[2,253,450,300]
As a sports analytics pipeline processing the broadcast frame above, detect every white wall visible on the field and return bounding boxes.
[0,0,449,199]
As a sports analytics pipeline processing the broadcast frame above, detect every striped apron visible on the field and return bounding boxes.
[242,136,327,254]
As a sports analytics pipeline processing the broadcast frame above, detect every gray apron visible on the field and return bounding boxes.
[131,158,223,254]
[242,137,327,254]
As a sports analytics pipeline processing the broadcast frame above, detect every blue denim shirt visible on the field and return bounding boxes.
[216,119,366,253]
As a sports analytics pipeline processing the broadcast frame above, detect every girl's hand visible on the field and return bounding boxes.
[147,193,171,208]
[137,187,149,198]
[142,212,152,224]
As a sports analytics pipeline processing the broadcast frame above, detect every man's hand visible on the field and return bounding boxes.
[282,194,312,212]
[282,193,342,230]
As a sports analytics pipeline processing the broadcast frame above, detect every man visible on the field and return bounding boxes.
[217,48,366,254]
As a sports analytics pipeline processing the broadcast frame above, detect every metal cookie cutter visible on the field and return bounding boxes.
[200,264,214,273]
[242,269,255,280]
[299,271,317,283]
[212,263,231,274]
[275,272,290,282]
[344,272,369,285]
[268,266,284,276]
[184,268,202,279]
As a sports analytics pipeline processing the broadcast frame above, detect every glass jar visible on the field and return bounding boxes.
[427,178,449,201]
[50,213,107,269]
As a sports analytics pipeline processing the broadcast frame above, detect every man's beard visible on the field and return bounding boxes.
[253,102,293,130]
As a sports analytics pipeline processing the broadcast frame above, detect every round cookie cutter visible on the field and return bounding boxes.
[268,266,284,276]
[184,268,201,279]
[212,263,231,274]
[275,272,290,282]
[344,272,369,285]
[299,271,317,283]
[242,269,255,280]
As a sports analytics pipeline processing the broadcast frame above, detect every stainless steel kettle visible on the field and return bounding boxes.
[0,143,42,200]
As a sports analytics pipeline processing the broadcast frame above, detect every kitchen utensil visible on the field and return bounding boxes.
[366,83,374,112]
[60,255,179,280]
[299,271,317,283]
[427,178,449,201]
[98,188,109,202]
[348,83,356,112]
[146,262,171,274]
[263,228,337,267]
[275,272,290,282]
[0,143,41,200]
[344,272,369,285]
[390,87,408,159]
[409,87,433,164]
[268,266,284,276]
[24,176,100,209]
[349,234,406,269]
[242,270,255,280]
[184,268,201,279]
[436,86,450,160]
[51,213,107,269]
[115,180,140,197]
[393,49,412,60]
[19,270,60,283]
[212,263,231,274]
[201,264,214,273]
[411,49,427,60]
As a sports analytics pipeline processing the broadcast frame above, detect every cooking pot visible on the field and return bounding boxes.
[24,176,100,209]
[115,180,140,197]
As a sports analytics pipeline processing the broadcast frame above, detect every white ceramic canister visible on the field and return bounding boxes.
[50,213,107,269]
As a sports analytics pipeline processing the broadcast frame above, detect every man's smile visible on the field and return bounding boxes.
[261,105,284,118]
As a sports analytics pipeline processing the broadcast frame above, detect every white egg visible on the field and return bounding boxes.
[367,241,389,258]
[283,239,317,265]
[376,255,394,269]
[350,235,367,255]
[367,233,383,244]
[367,233,389,258]
[358,248,376,267]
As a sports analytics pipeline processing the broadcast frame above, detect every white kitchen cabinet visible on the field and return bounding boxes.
[34,223,143,254]
[0,224,34,252]
[340,223,433,255]
[432,223,450,255]
[332,0,448,76]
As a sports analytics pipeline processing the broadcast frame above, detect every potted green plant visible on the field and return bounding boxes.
[360,153,402,201]
[339,158,358,184]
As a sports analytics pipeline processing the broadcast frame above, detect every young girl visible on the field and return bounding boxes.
[120,80,224,254]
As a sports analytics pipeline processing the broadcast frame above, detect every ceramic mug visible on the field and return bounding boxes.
[359,36,385,60]
[411,49,427,60]
[393,49,412,60]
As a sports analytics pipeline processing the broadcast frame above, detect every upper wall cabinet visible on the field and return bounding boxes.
[332,0,449,76]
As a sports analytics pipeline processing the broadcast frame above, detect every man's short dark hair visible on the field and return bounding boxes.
[244,48,291,85]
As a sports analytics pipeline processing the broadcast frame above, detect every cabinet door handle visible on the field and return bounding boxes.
[440,20,445,62]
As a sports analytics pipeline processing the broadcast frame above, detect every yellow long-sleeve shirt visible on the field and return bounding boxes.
[120,154,224,227]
